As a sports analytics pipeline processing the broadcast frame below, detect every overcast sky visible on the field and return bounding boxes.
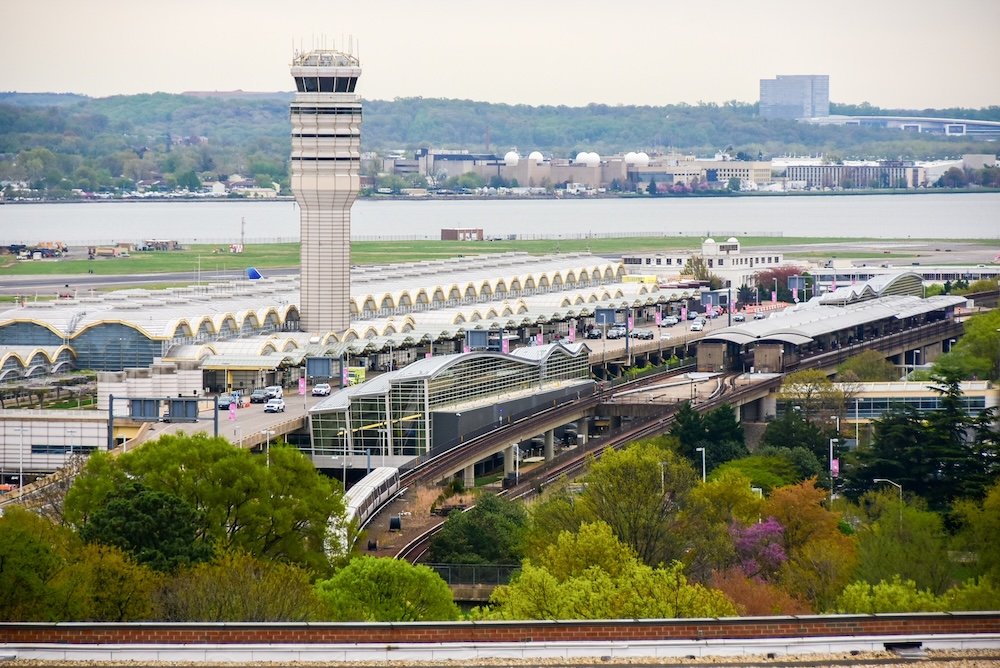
[4,0,997,109]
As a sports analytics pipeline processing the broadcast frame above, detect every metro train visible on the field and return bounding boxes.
[342,466,402,536]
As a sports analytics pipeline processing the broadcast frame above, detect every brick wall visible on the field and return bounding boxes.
[1,613,998,645]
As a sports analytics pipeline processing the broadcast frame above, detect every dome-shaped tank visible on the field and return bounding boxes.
[574,152,590,164]
[528,151,544,163]
[504,151,519,167]
[635,152,650,167]
[624,151,638,164]
[727,237,738,243]
[586,152,601,167]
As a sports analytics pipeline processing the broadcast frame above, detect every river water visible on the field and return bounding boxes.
[0,192,998,245]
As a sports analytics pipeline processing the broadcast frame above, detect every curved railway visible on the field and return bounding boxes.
[395,369,781,561]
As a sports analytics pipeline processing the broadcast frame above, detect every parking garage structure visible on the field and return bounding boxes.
[307,342,593,471]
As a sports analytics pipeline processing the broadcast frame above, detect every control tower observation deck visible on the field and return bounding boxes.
[289,49,362,334]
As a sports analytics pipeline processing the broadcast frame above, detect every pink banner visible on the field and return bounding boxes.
[229,403,237,421]
[502,338,509,353]
[536,332,543,346]
[342,366,349,385]
[792,287,798,301]
[425,351,432,358]
[463,345,470,353]
[568,329,575,343]
[681,306,688,320]
[627,316,634,330]
[831,459,840,478]
[655,311,662,325]
[299,377,306,395]
[771,290,777,303]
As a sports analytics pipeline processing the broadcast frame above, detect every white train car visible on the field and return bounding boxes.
[343,466,401,532]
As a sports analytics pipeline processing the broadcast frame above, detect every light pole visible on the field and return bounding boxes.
[874,478,903,528]
[13,427,28,498]
[235,425,243,448]
[65,428,79,457]
[912,349,921,378]
[773,277,778,304]
[261,430,275,467]
[829,437,838,505]
[695,446,706,483]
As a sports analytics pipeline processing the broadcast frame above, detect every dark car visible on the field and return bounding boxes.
[250,389,268,403]
[585,329,602,339]
[217,395,233,409]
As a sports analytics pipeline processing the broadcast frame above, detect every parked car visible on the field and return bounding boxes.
[606,326,626,339]
[659,315,679,327]
[732,313,746,322]
[585,329,603,339]
[312,383,332,396]
[250,389,268,403]
[264,398,286,413]
[687,311,700,320]
[217,395,233,409]
[631,329,654,340]
[690,321,704,332]
[265,385,283,399]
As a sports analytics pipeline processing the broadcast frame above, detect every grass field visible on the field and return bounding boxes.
[4,236,996,277]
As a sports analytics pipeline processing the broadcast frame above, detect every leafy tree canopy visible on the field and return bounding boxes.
[64,433,344,575]
[315,556,459,622]
[428,494,528,564]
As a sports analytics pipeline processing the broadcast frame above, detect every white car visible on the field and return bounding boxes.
[264,398,285,413]
[312,383,332,396]
[733,313,746,322]
[690,321,704,332]
[660,333,672,340]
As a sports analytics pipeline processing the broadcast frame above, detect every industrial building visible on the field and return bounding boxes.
[759,74,830,120]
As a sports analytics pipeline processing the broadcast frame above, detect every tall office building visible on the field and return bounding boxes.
[759,75,829,120]
[290,49,362,333]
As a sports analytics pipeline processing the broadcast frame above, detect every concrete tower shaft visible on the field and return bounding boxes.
[290,49,362,334]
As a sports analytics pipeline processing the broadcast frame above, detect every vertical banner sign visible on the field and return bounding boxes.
[342,366,349,386]
[655,311,662,326]
[536,332,543,346]
[831,459,840,478]
[568,329,575,343]
[463,345,471,353]
[229,403,237,421]
[771,290,777,303]
[502,338,509,353]
[299,377,306,395]
[425,352,432,359]
[627,316,634,330]
[792,287,798,301]
[681,306,688,321]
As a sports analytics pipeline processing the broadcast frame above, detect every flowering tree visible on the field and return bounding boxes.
[731,517,786,581]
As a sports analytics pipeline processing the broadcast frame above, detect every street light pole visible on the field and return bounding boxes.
[695,446,706,483]
[874,478,903,528]
[13,427,28,498]
[235,425,243,448]
[261,430,275,467]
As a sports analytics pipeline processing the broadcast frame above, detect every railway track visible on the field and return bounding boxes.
[395,370,782,561]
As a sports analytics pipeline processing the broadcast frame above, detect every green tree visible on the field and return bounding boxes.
[837,350,899,382]
[429,494,527,564]
[759,409,830,466]
[579,443,697,566]
[78,480,213,573]
[478,522,737,620]
[315,556,459,622]
[836,576,942,613]
[954,479,1000,580]
[933,309,1000,381]
[68,543,160,621]
[0,506,72,620]
[849,490,953,595]
[65,434,343,575]
[159,549,322,621]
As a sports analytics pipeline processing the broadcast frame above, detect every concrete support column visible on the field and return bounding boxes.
[610,415,622,431]
[544,429,555,461]
[578,421,588,446]
[463,465,475,490]
[504,445,514,476]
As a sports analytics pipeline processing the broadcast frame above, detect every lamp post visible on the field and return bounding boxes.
[874,478,903,528]
[65,428,78,457]
[13,427,28,498]
[829,437,838,505]
[235,425,243,448]
[695,446,706,483]
[912,349,921,378]
[261,430,275,467]
[773,277,778,304]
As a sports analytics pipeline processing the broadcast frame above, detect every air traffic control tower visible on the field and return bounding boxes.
[290,49,362,334]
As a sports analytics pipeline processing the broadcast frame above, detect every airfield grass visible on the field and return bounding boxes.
[4,236,990,277]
